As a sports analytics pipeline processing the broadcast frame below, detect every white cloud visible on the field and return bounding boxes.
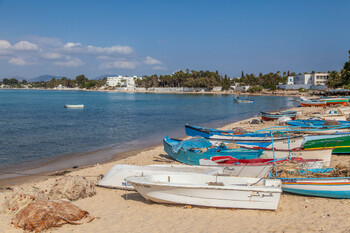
[9,57,28,65]
[144,56,162,65]
[100,60,137,69]
[62,42,133,55]
[41,52,63,60]
[63,42,82,49]
[0,40,11,49]
[54,57,84,67]
[0,37,164,72]
[12,41,39,51]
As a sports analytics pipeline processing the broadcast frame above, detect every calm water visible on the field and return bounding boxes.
[0,89,298,171]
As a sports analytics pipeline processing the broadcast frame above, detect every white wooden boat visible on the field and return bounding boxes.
[64,104,84,108]
[258,148,332,166]
[97,164,223,190]
[125,173,282,210]
[235,136,304,150]
[199,159,272,178]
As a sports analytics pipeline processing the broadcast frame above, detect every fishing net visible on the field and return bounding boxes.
[0,187,48,216]
[271,163,350,178]
[48,176,96,201]
[225,143,241,149]
[12,200,94,232]
[323,120,341,126]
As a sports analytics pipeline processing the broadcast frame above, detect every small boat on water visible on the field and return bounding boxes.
[125,173,282,210]
[260,110,297,121]
[163,136,262,165]
[233,98,254,103]
[64,104,84,108]
[97,164,223,190]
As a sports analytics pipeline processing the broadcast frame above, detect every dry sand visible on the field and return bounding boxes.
[1,106,350,233]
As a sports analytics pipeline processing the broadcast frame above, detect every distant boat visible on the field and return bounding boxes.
[233,97,254,103]
[64,104,84,109]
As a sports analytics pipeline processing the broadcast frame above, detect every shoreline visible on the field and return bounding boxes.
[0,99,297,188]
[0,87,308,97]
[2,105,350,232]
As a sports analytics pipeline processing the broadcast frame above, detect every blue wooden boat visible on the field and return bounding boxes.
[163,136,262,165]
[286,119,350,128]
[270,168,350,199]
[185,124,294,142]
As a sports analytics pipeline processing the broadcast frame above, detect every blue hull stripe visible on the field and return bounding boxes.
[282,188,350,199]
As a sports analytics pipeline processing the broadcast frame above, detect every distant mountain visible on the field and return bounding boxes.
[30,75,64,82]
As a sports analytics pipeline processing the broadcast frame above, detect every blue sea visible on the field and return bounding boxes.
[0,89,298,174]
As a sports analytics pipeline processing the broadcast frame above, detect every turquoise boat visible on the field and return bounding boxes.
[270,168,350,199]
[163,136,262,165]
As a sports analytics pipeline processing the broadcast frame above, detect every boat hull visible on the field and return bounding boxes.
[126,174,282,210]
[258,148,332,166]
[235,136,304,150]
[97,164,223,190]
[280,177,350,198]
[303,135,350,154]
[300,101,326,107]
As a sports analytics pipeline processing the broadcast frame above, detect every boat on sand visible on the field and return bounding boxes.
[125,173,282,210]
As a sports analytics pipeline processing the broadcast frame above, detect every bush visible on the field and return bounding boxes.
[247,85,263,93]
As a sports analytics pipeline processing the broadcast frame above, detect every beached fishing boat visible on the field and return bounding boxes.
[234,136,305,150]
[125,173,282,210]
[286,119,350,128]
[199,157,323,175]
[303,134,350,154]
[163,136,262,165]
[64,104,84,108]
[271,168,350,198]
[97,164,223,190]
[300,100,327,107]
[185,124,298,142]
[247,147,332,166]
[260,110,297,121]
[319,97,349,106]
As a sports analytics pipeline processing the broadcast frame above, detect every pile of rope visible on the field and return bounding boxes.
[48,176,96,201]
[0,187,48,215]
[271,163,350,178]
[12,200,94,232]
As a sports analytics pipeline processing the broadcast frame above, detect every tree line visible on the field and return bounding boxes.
[0,75,107,89]
[326,50,350,88]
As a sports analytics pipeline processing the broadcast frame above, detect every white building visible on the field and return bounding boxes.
[106,75,139,87]
[279,73,329,90]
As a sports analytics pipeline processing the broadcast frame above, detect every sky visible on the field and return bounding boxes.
[0,0,349,80]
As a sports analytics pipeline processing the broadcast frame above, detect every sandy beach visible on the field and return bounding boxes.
[1,106,350,233]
